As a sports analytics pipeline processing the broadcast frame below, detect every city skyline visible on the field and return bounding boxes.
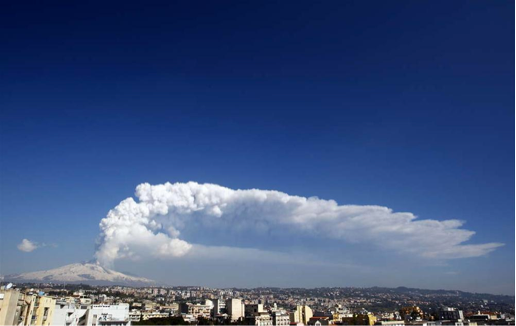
[1,0,514,296]
[2,282,513,326]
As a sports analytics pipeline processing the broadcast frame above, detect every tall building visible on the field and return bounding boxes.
[34,296,56,326]
[211,298,225,317]
[17,291,56,326]
[0,288,23,325]
[290,305,313,325]
[226,299,244,322]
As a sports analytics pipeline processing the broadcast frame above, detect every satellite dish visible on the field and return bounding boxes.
[5,283,13,290]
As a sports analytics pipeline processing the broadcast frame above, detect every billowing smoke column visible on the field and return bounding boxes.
[94,182,502,267]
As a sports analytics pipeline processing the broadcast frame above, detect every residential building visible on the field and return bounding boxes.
[77,304,130,326]
[290,305,313,325]
[19,292,56,326]
[342,313,377,326]
[249,312,273,326]
[272,311,290,326]
[179,302,212,318]
[439,308,464,322]
[141,311,169,321]
[226,299,244,322]
[245,304,264,318]
[211,298,225,317]
[308,316,330,326]
[376,321,405,326]
[34,295,56,325]
[0,288,23,326]
[128,310,141,323]
[53,302,87,326]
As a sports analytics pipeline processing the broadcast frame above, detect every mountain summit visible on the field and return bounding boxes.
[5,262,155,286]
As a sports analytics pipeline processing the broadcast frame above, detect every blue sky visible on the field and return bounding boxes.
[0,1,514,295]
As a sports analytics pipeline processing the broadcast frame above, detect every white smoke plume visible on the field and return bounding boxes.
[94,182,503,267]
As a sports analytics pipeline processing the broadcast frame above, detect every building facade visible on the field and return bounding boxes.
[77,304,130,326]
[272,311,290,326]
[0,288,23,326]
[290,305,313,325]
[226,299,244,322]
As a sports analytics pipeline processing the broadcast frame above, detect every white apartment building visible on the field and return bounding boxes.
[77,304,130,326]
[53,302,87,326]
[273,311,290,326]
[252,312,273,326]
[226,299,244,322]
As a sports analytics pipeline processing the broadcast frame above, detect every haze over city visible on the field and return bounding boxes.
[1,0,514,299]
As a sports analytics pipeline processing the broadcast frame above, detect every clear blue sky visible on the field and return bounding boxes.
[0,1,514,295]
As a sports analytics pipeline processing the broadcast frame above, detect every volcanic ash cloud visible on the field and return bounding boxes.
[94,181,503,267]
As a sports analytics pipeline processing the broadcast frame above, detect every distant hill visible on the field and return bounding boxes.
[4,261,156,286]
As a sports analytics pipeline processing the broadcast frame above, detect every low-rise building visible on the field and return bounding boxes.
[245,304,264,318]
[128,310,141,322]
[376,321,405,326]
[342,313,377,326]
[179,302,212,318]
[77,304,130,326]
[308,316,331,326]
[141,311,169,320]
[272,311,290,326]
[53,302,87,326]
[249,312,273,326]
[439,308,464,322]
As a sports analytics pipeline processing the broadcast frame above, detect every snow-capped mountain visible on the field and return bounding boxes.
[5,261,156,286]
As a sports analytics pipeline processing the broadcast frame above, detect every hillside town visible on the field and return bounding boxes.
[0,283,513,326]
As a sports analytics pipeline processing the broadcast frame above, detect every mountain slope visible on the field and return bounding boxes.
[5,262,155,286]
